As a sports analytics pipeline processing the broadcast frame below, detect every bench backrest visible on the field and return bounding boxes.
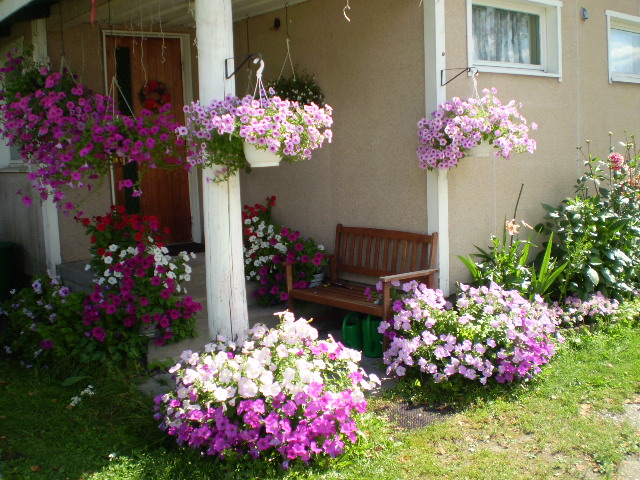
[332,224,438,279]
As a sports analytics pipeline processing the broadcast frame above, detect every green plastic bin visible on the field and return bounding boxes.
[362,315,383,358]
[0,242,14,301]
[341,312,363,350]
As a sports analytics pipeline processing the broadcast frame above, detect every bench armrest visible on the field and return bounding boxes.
[380,268,438,288]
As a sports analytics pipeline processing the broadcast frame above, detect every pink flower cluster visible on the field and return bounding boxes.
[380,281,561,386]
[552,292,620,327]
[417,88,537,170]
[0,54,183,211]
[154,313,378,467]
[180,91,333,182]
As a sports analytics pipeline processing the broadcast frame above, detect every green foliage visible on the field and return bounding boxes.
[267,69,325,106]
[458,222,567,300]
[539,137,640,300]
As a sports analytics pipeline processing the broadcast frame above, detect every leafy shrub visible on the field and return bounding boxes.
[0,272,85,366]
[242,196,327,306]
[379,281,562,390]
[154,313,379,467]
[539,138,640,300]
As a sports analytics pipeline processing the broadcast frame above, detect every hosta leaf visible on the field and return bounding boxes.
[601,268,615,283]
[585,267,599,286]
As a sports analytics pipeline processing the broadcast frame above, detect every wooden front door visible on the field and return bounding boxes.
[105,35,192,244]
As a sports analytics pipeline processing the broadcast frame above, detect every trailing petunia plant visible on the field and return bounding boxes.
[242,196,327,306]
[379,281,562,390]
[0,272,85,367]
[154,312,379,468]
[0,51,184,211]
[79,205,201,363]
[179,91,333,182]
[416,87,536,171]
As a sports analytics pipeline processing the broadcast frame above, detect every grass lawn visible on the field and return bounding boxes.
[1,322,639,480]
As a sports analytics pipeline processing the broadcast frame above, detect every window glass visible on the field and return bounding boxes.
[610,28,640,75]
[473,4,541,65]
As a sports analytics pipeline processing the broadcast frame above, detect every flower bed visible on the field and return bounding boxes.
[80,206,201,357]
[154,312,379,467]
[552,292,620,328]
[416,88,536,171]
[380,281,561,387]
[242,196,327,306]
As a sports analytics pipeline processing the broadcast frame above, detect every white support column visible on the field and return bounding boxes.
[195,0,249,340]
[424,0,450,296]
[32,18,61,273]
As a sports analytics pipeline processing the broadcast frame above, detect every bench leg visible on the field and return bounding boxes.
[287,296,294,313]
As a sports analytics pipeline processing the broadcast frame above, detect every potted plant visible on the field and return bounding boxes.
[416,88,537,171]
[179,91,333,182]
[266,69,326,106]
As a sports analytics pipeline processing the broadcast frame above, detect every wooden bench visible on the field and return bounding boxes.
[284,224,438,325]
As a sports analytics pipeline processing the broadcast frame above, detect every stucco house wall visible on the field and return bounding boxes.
[234,0,429,251]
[445,0,640,286]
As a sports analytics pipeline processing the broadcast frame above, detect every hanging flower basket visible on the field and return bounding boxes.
[180,93,333,182]
[416,88,537,171]
[466,141,494,158]
[242,141,282,168]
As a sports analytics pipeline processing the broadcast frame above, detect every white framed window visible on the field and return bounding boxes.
[606,10,640,84]
[0,37,26,170]
[467,0,563,79]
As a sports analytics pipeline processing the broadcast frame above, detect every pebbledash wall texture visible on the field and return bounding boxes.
[0,0,638,289]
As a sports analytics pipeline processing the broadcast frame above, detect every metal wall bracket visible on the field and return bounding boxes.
[440,67,478,86]
[225,53,263,80]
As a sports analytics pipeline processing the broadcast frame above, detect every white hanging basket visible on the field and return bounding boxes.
[243,141,282,168]
[466,142,494,158]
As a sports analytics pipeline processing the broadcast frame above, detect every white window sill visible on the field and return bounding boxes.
[610,73,640,84]
[472,64,562,80]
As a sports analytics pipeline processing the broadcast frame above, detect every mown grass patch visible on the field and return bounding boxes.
[1,321,639,479]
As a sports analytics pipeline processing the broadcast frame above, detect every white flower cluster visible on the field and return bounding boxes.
[69,384,95,407]
[161,312,379,416]
[94,243,195,292]
[243,219,286,281]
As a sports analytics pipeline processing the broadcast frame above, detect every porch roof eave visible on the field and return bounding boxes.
[0,0,59,27]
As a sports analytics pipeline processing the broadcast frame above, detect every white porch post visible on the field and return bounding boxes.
[195,0,249,340]
[424,0,450,296]
[32,18,61,273]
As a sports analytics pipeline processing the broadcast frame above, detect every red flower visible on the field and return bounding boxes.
[147,80,159,91]
[144,98,158,110]
[82,217,91,226]
[117,204,126,214]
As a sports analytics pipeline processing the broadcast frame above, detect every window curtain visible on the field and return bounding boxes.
[473,5,541,65]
